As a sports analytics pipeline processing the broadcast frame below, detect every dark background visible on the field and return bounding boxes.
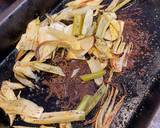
[0,0,15,61]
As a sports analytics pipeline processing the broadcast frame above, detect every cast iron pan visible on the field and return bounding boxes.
[0,0,60,61]
[0,0,160,128]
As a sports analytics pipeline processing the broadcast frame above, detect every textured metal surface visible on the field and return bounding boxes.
[0,0,160,128]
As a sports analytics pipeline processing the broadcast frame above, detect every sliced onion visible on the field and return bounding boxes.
[95,86,114,128]
[14,61,37,79]
[0,98,44,118]
[71,6,98,15]
[38,26,57,44]
[21,51,35,62]
[64,24,73,35]
[13,126,55,128]
[59,123,72,128]
[95,39,113,59]
[50,22,66,31]
[30,62,65,76]
[82,9,93,35]
[2,81,24,90]
[104,29,112,41]
[109,24,119,41]
[1,81,22,126]
[22,110,85,124]
[47,28,81,50]
[36,43,56,61]
[67,36,94,60]
[54,8,73,21]
[103,88,119,125]
[39,22,66,43]
[66,0,103,8]
[14,73,34,88]
[16,18,40,51]
[16,50,27,61]
[105,0,120,11]
[96,15,111,38]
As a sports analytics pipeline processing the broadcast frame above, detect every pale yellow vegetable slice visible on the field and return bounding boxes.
[50,22,66,31]
[71,6,99,16]
[104,29,112,41]
[96,15,111,38]
[109,24,119,41]
[64,24,73,35]
[111,42,130,72]
[87,22,97,36]
[54,8,73,21]
[22,110,85,124]
[95,39,113,59]
[67,51,85,60]
[60,123,72,128]
[14,73,34,88]
[72,14,83,36]
[112,38,121,54]
[100,60,108,69]
[48,28,81,50]
[117,42,126,54]
[21,51,35,62]
[112,0,132,12]
[16,18,40,51]
[95,85,114,128]
[16,50,27,61]
[39,22,66,44]
[13,126,56,128]
[82,9,93,35]
[13,126,37,128]
[105,40,113,48]
[30,62,65,76]
[1,81,23,126]
[105,12,117,20]
[36,43,56,61]
[80,36,94,52]
[0,98,44,118]
[60,123,67,128]
[1,84,17,101]
[87,57,104,85]
[106,0,120,11]
[38,26,57,44]
[66,0,103,8]
[14,61,37,79]
[66,123,72,128]
[111,20,121,33]
[67,36,94,60]
[2,81,24,90]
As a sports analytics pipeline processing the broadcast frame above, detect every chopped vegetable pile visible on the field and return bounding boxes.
[0,0,134,128]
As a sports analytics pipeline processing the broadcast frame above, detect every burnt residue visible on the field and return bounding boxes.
[42,52,97,110]
[110,0,160,128]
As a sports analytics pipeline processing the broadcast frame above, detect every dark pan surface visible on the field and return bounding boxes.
[0,0,160,128]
